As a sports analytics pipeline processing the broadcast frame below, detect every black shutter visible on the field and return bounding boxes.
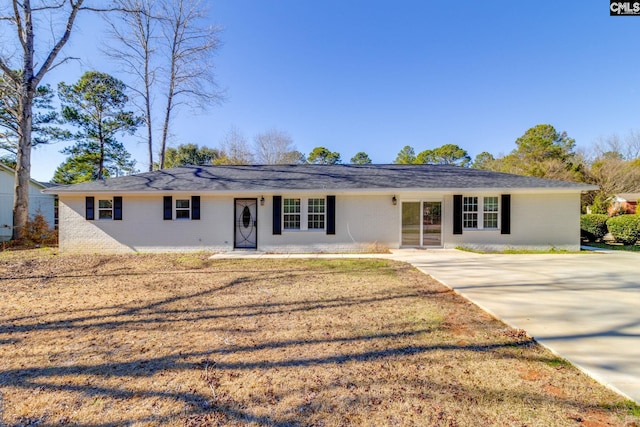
[163,196,172,220]
[85,197,95,220]
[327,195,336,235]
[453,195,463,235]
[113,196,123,220]
[273,196,282,235]
[501,194,511,235]
[191,196,200,220]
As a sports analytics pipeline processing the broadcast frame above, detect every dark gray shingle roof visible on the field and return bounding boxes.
[45,164,597,193]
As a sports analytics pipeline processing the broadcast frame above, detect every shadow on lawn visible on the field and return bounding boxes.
[0,263,632,426]
[1,335,609,427]
[1,336,542,427]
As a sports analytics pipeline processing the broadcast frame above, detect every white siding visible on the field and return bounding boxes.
[59,194,232,253]
[59,193,400,253]
[0,169,13,241]
[58,190,584,254]
[442,192,582,251]
[0,167,56,241]
[259,194,398,253]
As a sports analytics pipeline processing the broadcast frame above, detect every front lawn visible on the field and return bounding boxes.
[0,251,637,426]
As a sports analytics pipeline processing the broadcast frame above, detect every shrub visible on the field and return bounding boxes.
[22,213,58,246]
[590,193,610,215]
[606,215,640,245]
[580,214,609,242]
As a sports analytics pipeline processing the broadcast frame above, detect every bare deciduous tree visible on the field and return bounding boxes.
[587,133,640,205]
[253,129,299,164]
[157,0,223,169]
[215,127,254,164]
[104,0,158,171]
[592,131,640,161]
[103,0,222,171]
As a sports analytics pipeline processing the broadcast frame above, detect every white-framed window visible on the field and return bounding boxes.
[283,198,301,229]
[483,196,499,229]
[176,199,191,219]
[283,197,326,231]
[308,198,325,229]
[463,196,478,228]
[463,195,499,230]
[98,199,113,220]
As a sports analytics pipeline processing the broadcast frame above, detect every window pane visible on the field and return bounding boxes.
[98,199,113,209]
[99,210,113,220]
[463,212,478,228]
[283,214,300,229]
[402,202,420,245]
[176,210,190,219]
[307,199,325,229]
[308,214,325,229]
[484,197,498,212]
[484,212,498,228]
[463,196,478,212]
[463,197,478,228]
[284,198,300,214]
[176,199,190,209]
[308,198,325,213]
[283,198,301,229]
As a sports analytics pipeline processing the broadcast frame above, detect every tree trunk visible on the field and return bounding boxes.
[5,0,84,240]
[144,12,154,171]
[13,89,33,240]
[159,92,173,170]
[12,0,35,241]
[146,104,153,171]
[98,127,105,180]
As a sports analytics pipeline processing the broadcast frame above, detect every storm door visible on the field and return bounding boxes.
[234,199,257,249]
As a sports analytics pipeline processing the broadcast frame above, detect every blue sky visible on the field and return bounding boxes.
[30,1,640,181]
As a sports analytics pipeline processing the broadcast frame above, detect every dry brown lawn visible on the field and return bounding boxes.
[0,250,638,427]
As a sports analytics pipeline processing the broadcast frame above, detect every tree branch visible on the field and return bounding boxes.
[33,0,84,85]
[48,56,80,72]
[12,0,27,52]
[31,1,67,12]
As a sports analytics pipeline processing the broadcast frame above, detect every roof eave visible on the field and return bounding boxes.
[47,185,598,196]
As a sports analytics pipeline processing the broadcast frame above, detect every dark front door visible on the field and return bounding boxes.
[234,199,257,249]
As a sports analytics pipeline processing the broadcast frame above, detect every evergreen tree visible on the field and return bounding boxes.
[393,145,416,164]
[350,151,372,164]
[57,71,141,180]
[307,146,341,164]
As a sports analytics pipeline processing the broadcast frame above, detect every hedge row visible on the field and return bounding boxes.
[581,214,640,245]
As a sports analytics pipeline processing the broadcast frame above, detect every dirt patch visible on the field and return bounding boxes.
[0,251,638,426]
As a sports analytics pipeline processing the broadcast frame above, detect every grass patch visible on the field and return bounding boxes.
[544,356,573,368]
[583,242,640,252]
[602,400,640,416]
[456,246,578,254]
[305,258,393,271]
[0,251,637,426]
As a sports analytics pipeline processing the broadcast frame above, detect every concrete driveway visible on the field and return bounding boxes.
[390,249,640,403]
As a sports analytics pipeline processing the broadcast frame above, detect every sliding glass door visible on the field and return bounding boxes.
[422,201,442,246]
[401,200,442,247]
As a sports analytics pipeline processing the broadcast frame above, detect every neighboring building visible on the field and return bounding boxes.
[43,164,597,254]
[0,163,57,241]
[609,193,640,215]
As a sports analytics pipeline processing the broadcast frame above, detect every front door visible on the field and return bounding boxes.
[234,199,257,249]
